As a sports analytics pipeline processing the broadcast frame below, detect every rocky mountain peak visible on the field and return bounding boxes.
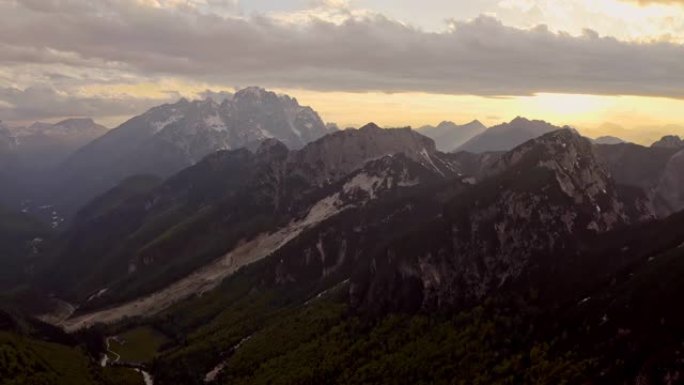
[651,135,684,149]
[486,128,627,229]
[418,120,487,152]
[489,128,581,168]
[62,87,332,202]
[31,118,106,137]
[434,119,485,131]
[508,116,560,131]
[56,117,96,126]
[467,128,632,237]
[359,122,382,131]
[255,138,289,159]
[510,116,530,124]
[286,125,447,186]
[233,87,295,107]
[353,127,642,311]
[234,86,268,98]
[192,98,219,108]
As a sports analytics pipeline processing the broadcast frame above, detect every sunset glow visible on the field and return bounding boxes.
[2,0,684,144]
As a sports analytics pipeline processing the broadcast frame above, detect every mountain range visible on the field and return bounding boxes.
[4,90,684,385]
[652,135,684,149]
[456,117,561,153]
[417,120,486,152]
[29,124,680,385]
[592,135,626,145]
[0,118,107,169]
[0,119,108,223]
[38,123,465,310]
[46,87,333,218]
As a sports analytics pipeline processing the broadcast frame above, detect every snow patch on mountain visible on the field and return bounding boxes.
[151,114,182,133]
[204,114,227,132]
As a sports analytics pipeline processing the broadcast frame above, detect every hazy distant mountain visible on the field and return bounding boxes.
[592,135,626,145]
[594,141,684,218]
[0,118,107,216]
[57,87,332,212]
[418,120,486,152]
[456,117,560,153]
[651,135,684,149]
[11,118,108,169]
[594,142,678,193]
[0,118,106,166]
[20,118,106,138]
[655,149,684,216]
[593,122,684,146]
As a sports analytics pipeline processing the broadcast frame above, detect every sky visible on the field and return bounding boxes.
[2,0,684,144]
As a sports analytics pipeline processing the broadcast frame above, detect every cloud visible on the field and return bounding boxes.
[1,0,684,122]
[624,0,684,5]
[198,89,234,102]
[0,86,178,123]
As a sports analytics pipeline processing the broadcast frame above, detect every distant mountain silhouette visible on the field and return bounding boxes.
[418,120,486,152]
[456,117,561,153]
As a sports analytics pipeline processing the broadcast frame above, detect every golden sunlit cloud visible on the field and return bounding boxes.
[76,80,209,100]
[494,0,684,43]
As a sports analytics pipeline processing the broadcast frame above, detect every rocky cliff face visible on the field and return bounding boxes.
[352,129,649,312]
[655,149,684,216]
[255,152,469,291]
[287,123,458,186]
[483,129,633,231]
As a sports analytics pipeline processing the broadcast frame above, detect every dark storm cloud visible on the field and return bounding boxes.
[1,0,684,122]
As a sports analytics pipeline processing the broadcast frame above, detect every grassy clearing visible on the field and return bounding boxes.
[109,326,169,363]
[101,367,145,385]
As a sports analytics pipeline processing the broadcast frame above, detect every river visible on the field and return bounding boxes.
[101,336,155,385]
